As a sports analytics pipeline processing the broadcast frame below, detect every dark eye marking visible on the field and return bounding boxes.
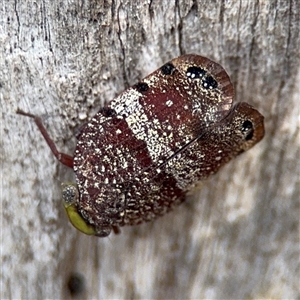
[186,66,206,79]
[242,120,254,141]
[134,82,149,93]
[100,107,117,118]
[202,76,218,89]
[161,63,176,75]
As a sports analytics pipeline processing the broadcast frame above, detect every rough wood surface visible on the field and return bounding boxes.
[1,1,299,299]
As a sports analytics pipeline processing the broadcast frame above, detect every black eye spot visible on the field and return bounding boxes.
[186,66,206,79]
[134,82,149,93]
[202,76,218,89]
[100,107,116,118]
[161,63,176,75]
[242,120,254,141]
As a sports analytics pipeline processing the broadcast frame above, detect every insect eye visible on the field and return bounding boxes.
[62,183,78,206]
[241,120,254,141]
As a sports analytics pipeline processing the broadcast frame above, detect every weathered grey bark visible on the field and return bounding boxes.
[1,0,299,299]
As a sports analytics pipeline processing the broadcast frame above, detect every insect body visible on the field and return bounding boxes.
[18,54,265,237]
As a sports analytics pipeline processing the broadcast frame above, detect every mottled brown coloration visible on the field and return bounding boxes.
[72,54,264,237]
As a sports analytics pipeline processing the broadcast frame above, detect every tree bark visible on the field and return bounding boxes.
[1,0,299,299]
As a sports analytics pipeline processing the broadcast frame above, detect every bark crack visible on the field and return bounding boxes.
[116,3,129,87]
[42,0,53,53]
[249,0,260,61]
[175,0,183,55]
[14,0,20,42]
[148,0,154,20]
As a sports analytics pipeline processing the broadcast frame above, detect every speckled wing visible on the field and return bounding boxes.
[73,54,235,186]
[17,54,265,236]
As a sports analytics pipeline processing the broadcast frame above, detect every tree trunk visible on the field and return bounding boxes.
[1,0,299,299]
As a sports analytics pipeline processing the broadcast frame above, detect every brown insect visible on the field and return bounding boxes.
[17,54,265,237]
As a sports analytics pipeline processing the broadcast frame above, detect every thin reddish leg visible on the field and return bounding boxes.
[17,109,74,168]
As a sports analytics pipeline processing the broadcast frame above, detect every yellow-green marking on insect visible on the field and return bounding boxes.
[62,183,97,236]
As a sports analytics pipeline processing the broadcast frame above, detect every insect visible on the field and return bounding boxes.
[17,54,265,237]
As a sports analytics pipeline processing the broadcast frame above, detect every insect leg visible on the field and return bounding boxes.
[16,109,74,168]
